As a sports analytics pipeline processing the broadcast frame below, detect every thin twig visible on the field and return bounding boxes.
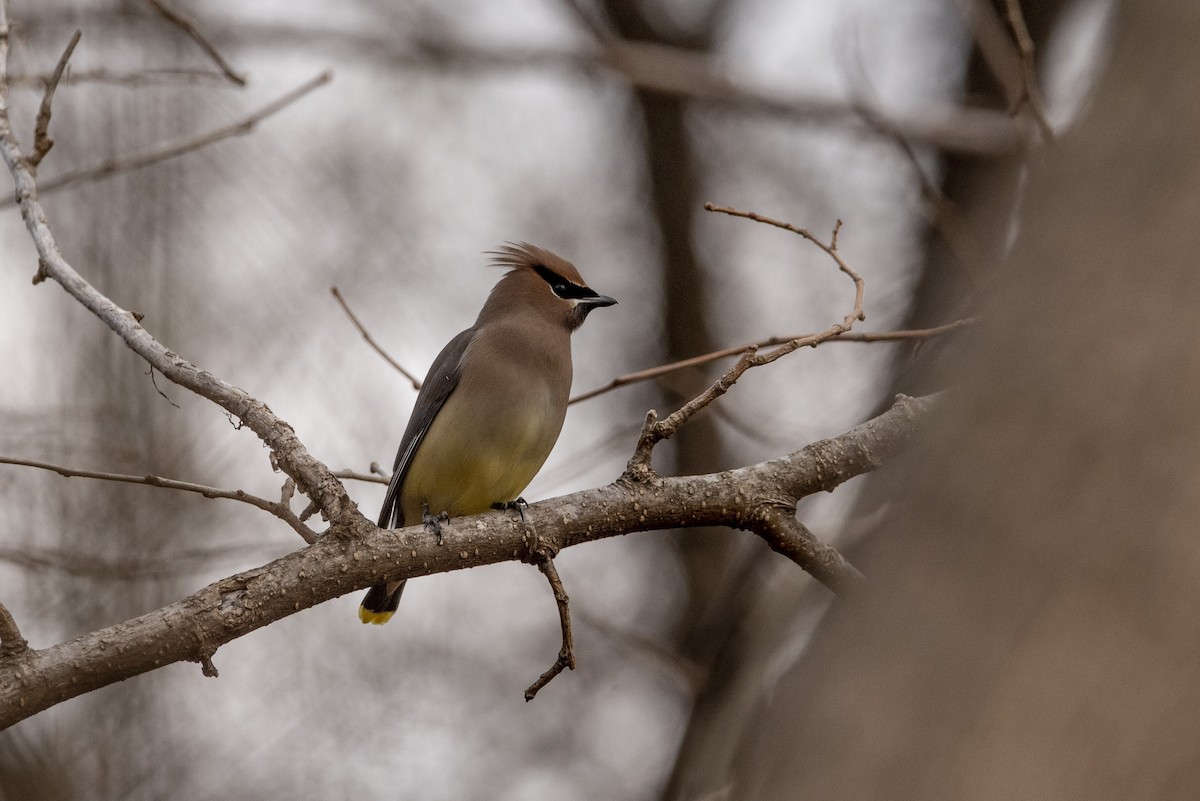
[524,547,576,701]
[626,204,867,473]
[570,319,974,405]
[0,455,318,543]
[0,541,280,579]
[28,29,80,168]
[0,71,332,207]
[330,286,422,389]
[0,602,28,657]
[1002,0,1054,142]
[145,0,246,87]
[331,468,389,485]
[9,68,233,88]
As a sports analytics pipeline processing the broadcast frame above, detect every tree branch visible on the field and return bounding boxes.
[749,508,865,596]
[570,319,973,404]
[0,70,331,207]
[144,0,246,87]
[330,286,422,390]
[8,67,233,88]
[28,29,79,168]
[0,603,27,658]
[0,393,938,729]
[0,456,317,543]
[1002,0,1054,141]
[628,204,866,472]
[0,46,349,522]
[524,547,576,701]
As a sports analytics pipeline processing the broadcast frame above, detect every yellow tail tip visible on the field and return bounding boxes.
[358,607,395,625]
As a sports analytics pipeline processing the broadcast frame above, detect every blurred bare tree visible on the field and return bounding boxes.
[743,1,1200,799]
[6,0,1174,800]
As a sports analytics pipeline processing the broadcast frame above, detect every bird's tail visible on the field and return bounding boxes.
[358,580,406,624]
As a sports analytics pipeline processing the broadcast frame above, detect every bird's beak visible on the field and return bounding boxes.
[581,294,617,309]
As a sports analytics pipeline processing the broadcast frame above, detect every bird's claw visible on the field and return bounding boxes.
[492,497,529,523]
[422,503,450,545]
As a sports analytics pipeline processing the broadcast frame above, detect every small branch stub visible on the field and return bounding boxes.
[29,29,81,168]
[0,602,29,658]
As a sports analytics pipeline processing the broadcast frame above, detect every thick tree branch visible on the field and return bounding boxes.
[749,508,865,596]
[0,393,938,730]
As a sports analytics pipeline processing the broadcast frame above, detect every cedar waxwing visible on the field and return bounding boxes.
[359,243,617,624]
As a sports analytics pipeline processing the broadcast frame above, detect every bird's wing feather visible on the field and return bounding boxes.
[376,327,476,529]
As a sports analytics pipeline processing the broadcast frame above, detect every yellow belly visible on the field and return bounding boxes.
[399,399,562,524]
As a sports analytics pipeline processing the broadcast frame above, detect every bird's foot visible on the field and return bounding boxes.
[492,497,529,523]
[422,503,450,546]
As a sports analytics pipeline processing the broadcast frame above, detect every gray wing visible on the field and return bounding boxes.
[377,327,476,529]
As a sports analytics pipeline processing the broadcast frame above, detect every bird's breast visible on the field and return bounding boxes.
[400,327,570,522]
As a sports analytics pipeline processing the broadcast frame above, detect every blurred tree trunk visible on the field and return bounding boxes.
[598,0,761,726]
[655,3,1069,799]
[886,0,1069,395]
[593,5,798,798]
[744,1,1200,797]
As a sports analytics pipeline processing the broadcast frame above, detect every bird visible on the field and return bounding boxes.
[358,243,617,624]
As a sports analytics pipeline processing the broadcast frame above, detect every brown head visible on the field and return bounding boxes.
[481,242,617,331]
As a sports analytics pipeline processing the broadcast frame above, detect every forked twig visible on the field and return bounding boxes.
[524,547,577,701]
[145,0,246,87]
[570,319,973,404]
[626,203,867,473]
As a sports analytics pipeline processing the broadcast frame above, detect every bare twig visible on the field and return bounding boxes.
[0,455,318,543]
[1003,0,1054,141]
[331,468,390,485]
[330,286,422,389]
[145,0,246,86]
[570,319,974,405]
[0,71,331,207]
[524,547,577,701]
[0,602,28,657]
[0,541,281,579]
[28,29,80,168]
[9,68,232,88]
[626,204,867,473]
